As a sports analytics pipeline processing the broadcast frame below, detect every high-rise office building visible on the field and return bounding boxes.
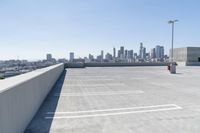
[128,50,134,59]
[120,46,124,58]
[155,45,160,58]
[141,47,146,59]
[151,48,156,59]
[101,50,104,62]
[113,47,116,58]
[139,43,146,59]
[46,54,52,61]
[125,50,128,59]
[69,52,74,62]
[155,45,164,59]
[139,43,143,58]
[89,54,94,60]
[117,50,121,58]
[160,46,164,59]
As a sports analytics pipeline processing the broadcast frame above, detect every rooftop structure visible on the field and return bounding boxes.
[170,47,200,66]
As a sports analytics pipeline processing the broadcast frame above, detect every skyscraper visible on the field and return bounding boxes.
[141,47,146,59]
[101,50,104,62]
[139,43,143,58]
[46,54,52,61]
[125,50,128,59]
[120,46,124,58]
[128,50,134,59]
[155,45,165,59]
[139,43,146,59]
[117,50,121,58]
[69,52,74,62]
[160,46,164,59]
[89,54,94,60]
[113,47,116,58]
[151,48,156,59]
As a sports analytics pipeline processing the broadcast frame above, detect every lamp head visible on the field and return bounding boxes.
[168,20,178,24]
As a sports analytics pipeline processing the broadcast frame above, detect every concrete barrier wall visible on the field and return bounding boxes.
[66,62,169,68]
[66,62,85,68]
[186,62,200,66]
[85,62,169,67]
[0,64,64,133]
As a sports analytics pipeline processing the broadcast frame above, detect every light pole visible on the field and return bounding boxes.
[168,20,178,62]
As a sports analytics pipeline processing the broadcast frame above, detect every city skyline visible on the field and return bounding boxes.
[1,0,200,60]
[2,43,166,61]
[67,44,167,63]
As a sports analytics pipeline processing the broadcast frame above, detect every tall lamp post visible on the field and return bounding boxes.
[168,19,178,74]
[168,20,178,62]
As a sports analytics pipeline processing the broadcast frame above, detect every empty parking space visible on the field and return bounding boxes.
[25,67,200,133]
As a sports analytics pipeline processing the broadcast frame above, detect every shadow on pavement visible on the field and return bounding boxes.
[25,69,67,133]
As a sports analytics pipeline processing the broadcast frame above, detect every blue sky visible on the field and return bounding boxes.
[0,0,200,60]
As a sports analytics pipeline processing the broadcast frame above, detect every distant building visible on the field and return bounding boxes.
[146,53,150,60]
[73,58,85,63]
[134,53,137,59]
[139,43,146,60]
[155,45,164,60]
[58,58,67,63]
[125,50,128,59]
[160,46,164,59]
[117,50,121,58]
[139,43,143,58]
[101,50,104,62]
[141,47,146,59]
[128,50,134,59]
[170,47,200,66]
[69,52,74,62]
[105,53,112,61]
[120,46,124,58]
[84,57,90,63]
[89,54,94,61]
[113,47,116,58]
[96,55,102,62]
[46,54,52,61]
[151,48,156,59]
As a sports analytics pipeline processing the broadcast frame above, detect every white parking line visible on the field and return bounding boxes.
[64,83,125,87]
[131,77,147,80]
[54,90,144,97]
[65,79,114,81]
[46,104,180,114]
[45,104,182,119]
[66,75,107,78]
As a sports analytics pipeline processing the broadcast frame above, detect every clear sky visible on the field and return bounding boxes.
[0,0,200,60]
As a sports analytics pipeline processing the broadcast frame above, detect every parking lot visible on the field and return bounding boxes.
[26,66,200,133]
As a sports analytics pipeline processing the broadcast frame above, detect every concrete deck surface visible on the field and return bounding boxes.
[25,66,200,133]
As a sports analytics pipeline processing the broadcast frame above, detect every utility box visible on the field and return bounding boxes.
[170,63,176,74]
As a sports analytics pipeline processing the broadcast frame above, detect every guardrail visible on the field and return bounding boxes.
[0,63,64,133]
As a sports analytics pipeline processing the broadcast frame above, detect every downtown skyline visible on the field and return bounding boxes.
[1,0,200,60]
[69,44,166,61]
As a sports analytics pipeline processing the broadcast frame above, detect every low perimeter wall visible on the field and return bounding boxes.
[0,63,64,133]
[176,62,200,66]
[66,62,170,68]
[85,62,169,67]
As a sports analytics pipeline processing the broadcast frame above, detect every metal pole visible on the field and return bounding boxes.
[171,22,174,62]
